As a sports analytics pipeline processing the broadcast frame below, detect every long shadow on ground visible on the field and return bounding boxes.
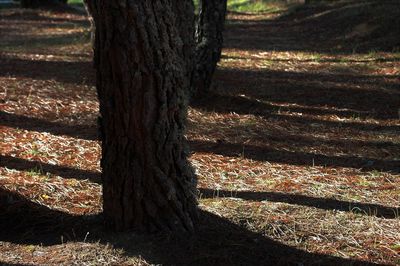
[2,55,398,120]
[1,112,399,174]
[0,5,87,20]
[0,155,101,184]
[0,56,94,86]
[0,187,382,265]
[209,68,400,121]
[199,188,399,219]
[0,156,398,220]
[0,111,98,141]
[192,92,400,131]
[191,140,400,174]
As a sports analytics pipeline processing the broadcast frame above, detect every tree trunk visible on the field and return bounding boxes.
[83,0,95,48]
[92,0,198,232]
[194,0,228,94]
[171,1,196,88]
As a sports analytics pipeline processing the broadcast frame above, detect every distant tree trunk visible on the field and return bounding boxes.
[83,0,94,21]
[92,0,198,232]
[194,0,228,94]
[83,0,95,47]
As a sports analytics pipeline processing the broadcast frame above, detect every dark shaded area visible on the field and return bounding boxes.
[0,154,101,183]
[2,111,399,173]
[189,118,400,152]
[0,8,90,56]
[0,111,98,141]
[0,187,99,246]
[191,140,400,174]
[0,8,88,24]
[208,68,400,120]
[1,32,89,49]
[199,188,399,219]
[0,55,94,86]
[0,187,381,265]
[19,0,85,15]
[3,54,397,121]
[224,0,400,54]
[192,92,400,131]
[1,156,398,220]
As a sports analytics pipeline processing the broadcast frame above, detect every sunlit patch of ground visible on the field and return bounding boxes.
[0,3,399,265]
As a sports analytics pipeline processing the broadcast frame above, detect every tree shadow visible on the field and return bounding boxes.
[0,9,89,25]
[0,187,382,265]
[190,140,400,174]
[1,32,90,49]
[198,188,399,219]
[1,156,398,220]
[0,187,100,246]
[0,7,91,55]
[2,111,399,173]
[0,154,101,184]
[1,111,399,173]
[192,92,400,131]
[193,96,399,132]
[0,55,94,86]
[209,68,399,120]
[0,111,98,141]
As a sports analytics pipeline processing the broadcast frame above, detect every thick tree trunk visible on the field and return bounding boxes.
[194,0,228,94]
[171,1,196,87]
[92,0,198,232]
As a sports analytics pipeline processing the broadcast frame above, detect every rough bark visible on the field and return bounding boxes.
[171,1,196,87]
[92,0,198,232]
[194,0,228,94]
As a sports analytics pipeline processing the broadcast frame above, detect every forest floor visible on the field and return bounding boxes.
[0,1,399,265]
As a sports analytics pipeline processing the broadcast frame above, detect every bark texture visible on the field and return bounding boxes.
[194,0,228,94]
[92,0,197,232]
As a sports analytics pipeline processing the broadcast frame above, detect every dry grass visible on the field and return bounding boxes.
[0,2,399,265]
